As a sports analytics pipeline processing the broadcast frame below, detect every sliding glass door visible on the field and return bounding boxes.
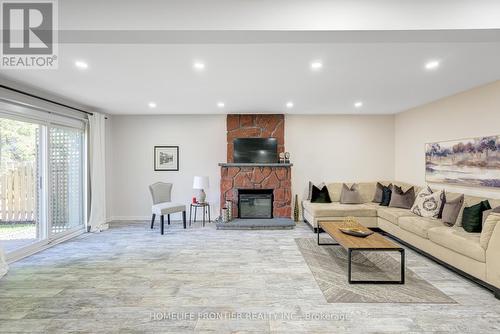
[0,111,86,257]
[0,117,42,253]
[48,126,84,237]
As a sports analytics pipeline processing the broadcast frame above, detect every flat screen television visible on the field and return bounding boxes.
[233,138,278,163]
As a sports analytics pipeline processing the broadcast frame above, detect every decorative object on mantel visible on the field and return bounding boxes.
[279,152,285,164]
[225,200,233,221]
[154,146,179,171]
[193,176,209,203]
[284,152,290,164]
[293,194,300,222]
[426,135,500,188]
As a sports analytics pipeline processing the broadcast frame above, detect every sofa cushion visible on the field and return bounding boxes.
[311,185,331,203]
[480,212,500,249]
[380,186,392,206]
[152,202,187,215]
[307,181,325,200]
[398,216,444,239]
[442,194,464,226]
[454,194,500,227]
[377,207,415,225]
[483,206,500,225]
[302,201,377,218]
[428,226,485,262]
[389,186,415,209]
[462,200,491,233]
[373,182,392,203]
[411,188,444,219]
[326,182,377,203]
[340,183,364,204]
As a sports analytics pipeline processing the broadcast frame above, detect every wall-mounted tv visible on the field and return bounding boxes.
[233,138,278,163]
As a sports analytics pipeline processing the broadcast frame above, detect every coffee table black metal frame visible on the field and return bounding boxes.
[317,223,405,285]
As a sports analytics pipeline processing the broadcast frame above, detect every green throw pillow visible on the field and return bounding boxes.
[462,200,491,233]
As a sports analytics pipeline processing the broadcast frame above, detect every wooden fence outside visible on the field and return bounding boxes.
[0,163,37,223]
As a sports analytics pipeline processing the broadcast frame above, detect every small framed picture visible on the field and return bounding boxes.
[154,146,179,171]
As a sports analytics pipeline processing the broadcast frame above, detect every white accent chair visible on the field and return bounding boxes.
[149,182,187,234]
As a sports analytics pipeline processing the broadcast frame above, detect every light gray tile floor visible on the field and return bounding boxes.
[0,221,499,333]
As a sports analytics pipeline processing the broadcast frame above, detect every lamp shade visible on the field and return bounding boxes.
[193,176,209,189]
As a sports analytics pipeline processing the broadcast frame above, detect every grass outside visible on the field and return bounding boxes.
[0,223,37,240]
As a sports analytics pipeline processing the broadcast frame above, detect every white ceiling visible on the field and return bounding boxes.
[1,1,500,115]
[59,0,500,31]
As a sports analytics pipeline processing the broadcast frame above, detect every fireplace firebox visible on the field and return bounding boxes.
[238,189,273,219]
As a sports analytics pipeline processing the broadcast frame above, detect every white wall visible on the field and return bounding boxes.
[286,115,395,199]
[395,80,500,199]
[108,114,396,220]
[108,115,226,221]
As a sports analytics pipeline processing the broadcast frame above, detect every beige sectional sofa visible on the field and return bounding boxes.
[302,181,500,298]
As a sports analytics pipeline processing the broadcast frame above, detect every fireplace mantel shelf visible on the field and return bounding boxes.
[219,163,293,167]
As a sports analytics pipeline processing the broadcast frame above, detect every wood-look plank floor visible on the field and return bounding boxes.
[0,221,499,333]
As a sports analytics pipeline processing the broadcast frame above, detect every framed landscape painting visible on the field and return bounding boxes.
[154,146,179,171]
[425,135,500,188]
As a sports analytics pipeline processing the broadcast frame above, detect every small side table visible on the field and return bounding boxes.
[189,202,211,227]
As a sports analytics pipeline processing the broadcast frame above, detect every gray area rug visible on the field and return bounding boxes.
[296,237,456,304]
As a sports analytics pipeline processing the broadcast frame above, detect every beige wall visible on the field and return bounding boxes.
[286,115,395,200]
[395,80,500,199]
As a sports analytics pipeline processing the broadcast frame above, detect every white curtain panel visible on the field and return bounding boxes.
[0,243,8,278]
[88,113,107,232]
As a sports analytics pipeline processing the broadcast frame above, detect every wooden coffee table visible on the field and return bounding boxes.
[317,221,405,284]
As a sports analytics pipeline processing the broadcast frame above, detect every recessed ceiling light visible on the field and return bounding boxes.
[354,101,363,108]
[286,101,294,109]
[75,60,88,69]
[425,60,440,70]
[217,102,225,108]
[311,61,323,70]
[193,62,205,70]
[148,102,157,108]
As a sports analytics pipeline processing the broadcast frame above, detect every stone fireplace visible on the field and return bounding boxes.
[219,114,292,219]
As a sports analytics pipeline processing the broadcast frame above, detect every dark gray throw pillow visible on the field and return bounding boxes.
[373,182,392,203]
[380,186,392,206]
[441,194,464,226]
[388,186,415,209]
[307,181,325,200]
[340,183,364,204]
[311,185,331,203]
